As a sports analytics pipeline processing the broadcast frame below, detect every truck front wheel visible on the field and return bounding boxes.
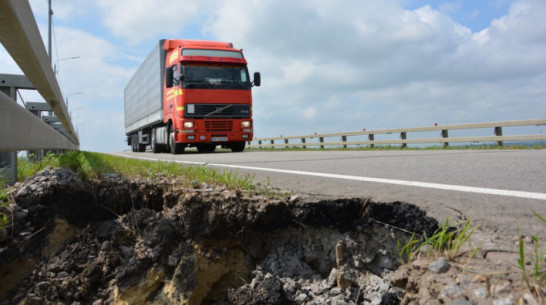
[230,141,245,152]
[170,132,184,154]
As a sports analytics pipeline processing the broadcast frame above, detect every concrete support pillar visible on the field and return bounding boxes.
[0,152,17,185]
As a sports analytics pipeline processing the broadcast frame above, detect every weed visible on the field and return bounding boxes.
[397,233,420,263]
[518,210,546,300]
[397,217,478,263]
[0,178,12,231]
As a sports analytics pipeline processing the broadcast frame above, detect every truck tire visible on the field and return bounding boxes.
[170,132,184,154]
[231,141,245,152]
[151,130,161,153]
[131,134,138,152]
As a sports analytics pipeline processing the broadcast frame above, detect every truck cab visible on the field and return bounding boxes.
[125,39,260,154]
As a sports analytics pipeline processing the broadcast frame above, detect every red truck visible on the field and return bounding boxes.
[124,39,260,154]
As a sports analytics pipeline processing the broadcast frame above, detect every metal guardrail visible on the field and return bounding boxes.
[248,119,546,149]
[0,0,78,145]
[0,92,78,151]
[0,0,79,184]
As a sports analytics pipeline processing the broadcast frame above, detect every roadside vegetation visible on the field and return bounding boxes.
[397,214,545,302]
[518,211,546,299]
[397,218,478,264]
[15,151,257,190]
[0,177,9,231]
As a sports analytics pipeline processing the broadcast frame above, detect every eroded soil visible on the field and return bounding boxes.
[0,167,543,305]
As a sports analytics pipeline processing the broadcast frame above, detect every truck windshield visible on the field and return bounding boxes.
[182,65,251,90]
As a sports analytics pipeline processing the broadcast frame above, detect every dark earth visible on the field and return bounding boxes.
[0,167,543,305]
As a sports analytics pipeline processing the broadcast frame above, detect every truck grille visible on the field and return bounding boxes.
[186,104,251,118]
[205,120,233,132]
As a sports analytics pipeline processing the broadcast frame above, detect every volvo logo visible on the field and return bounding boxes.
[216,107,222,113]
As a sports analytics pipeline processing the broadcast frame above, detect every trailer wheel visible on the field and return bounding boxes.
[131,134,138,152]
[151,129,161,153]
[170,132,184,154]
[231,141,245,152]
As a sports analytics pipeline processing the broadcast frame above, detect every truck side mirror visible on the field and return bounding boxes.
[253,72,261,87]
[166,66,174,88]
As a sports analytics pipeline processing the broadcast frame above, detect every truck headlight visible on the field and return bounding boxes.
[183,121,194,128]
[241,121,251,128]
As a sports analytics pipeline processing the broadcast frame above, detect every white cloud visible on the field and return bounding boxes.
[204,0,545,137]
[302,107,317,119]
[6,0,543,152]
[95,0,202,44]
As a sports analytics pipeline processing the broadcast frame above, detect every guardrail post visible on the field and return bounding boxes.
[270,140,274,148]
[284,138,288,148]
[301,138,306,149]
[368,134,375,148]
[319,137,324,149]
[494,127,503,146]
[258,140,262,149]
[342,135,347,148]
[441,129,449,147]
[400,132,407,148]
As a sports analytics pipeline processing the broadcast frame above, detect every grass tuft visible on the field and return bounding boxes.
[397,217,478,263]
[518,210,546,300]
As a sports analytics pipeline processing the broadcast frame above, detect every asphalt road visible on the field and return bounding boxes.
[115,149,546,242]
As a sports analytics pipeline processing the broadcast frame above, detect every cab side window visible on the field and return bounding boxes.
[172,65,179,86]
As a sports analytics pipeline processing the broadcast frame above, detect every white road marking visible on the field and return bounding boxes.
[111,153,546,201]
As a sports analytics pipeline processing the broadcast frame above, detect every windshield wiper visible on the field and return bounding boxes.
[204,104,232,117]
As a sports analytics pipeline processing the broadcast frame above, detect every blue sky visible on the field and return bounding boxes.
[1,0,545,152]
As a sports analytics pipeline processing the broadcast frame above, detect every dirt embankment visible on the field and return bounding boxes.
[0,167,542,305]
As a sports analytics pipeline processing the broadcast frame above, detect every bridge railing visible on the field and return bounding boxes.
[0,0,79,183]
[0,0,78,147]
[248,119,546,149]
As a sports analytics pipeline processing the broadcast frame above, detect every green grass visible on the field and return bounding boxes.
[14,151,257,191]
[518,210,546,299]
[397,218,478,263]
[0,176,10,230]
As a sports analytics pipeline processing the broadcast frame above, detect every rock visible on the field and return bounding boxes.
[289,195,299,203]
[35,281,49,293]
[327,268,338,287]
[16,185,30,197]
[493,280,511,294]
[380,292,400,305]
[428,257,450,273]
[474,287,487,299]
[440,285,463,298]
[92,299,103,305]
[57,271,70,278]
[27,296,44,305]
[523,293,539,305]
[228,275,288,305]
[101,241,112,251]
[295,292,308,301]
[493,295,514,305]
[168,255,178,267]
